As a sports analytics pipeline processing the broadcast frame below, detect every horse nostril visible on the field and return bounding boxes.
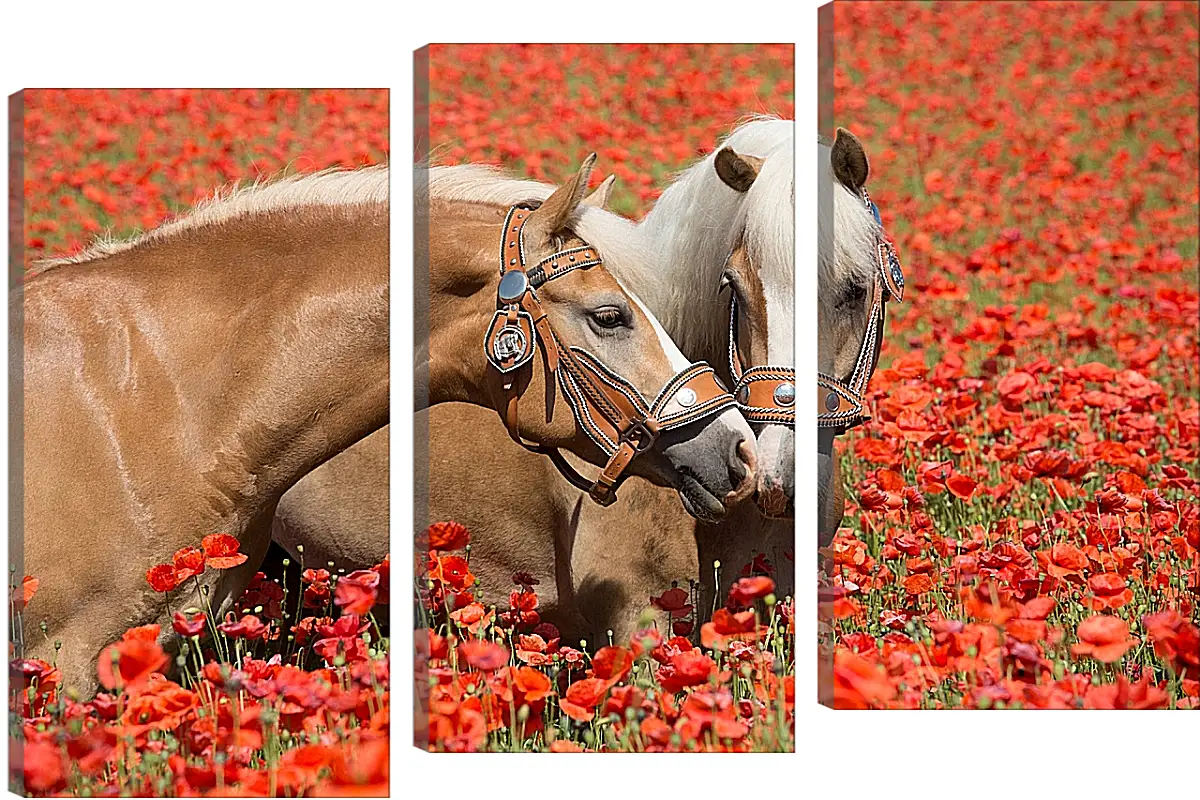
[725,438,757,506]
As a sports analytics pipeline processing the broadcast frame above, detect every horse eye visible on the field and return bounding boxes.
[590,307,625,329]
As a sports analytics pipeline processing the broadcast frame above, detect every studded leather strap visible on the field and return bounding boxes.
[816,231,905,433]
[728,294,796,426]
[485,203,737,505]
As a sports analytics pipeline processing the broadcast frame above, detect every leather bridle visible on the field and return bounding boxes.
[728,292,796,427]
[485,203,738,506]
[816,188,905,444]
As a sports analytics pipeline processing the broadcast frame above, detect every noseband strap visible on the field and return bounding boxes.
[486,203,737,506]
[728,293,796,426]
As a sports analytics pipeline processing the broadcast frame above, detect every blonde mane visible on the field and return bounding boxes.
[636,116,795,363]
[34,164,390,271]
[427,118,798,367]
[425,164,655,300]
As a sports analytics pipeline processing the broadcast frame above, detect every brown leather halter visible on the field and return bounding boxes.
[816,188,905,437]
[485,203,738,506]
[728,292,796,427]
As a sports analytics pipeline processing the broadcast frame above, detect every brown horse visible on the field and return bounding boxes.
[415,155,756,516]
[274,118,800,642]
[419,120,799,639]
[19,167,390,697]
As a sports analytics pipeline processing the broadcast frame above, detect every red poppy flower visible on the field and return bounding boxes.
[303,568,331,585]
[1036,542,1089,581]
[17,575,39,610]
[172,611,207,638]
[559,677,608,722]
[1084,674,1169,710]
[97,636,168,690]
[201,534,248,569]
[727,576,775,607]
[458,640,508,671]
[1082,572,1134,611]
[316,614,369,640]
[335,573,379,616]
[22,741,67,794]
[701,608,758,651]
[431,554,474,591]
[657,650,716,694]
[217,613,268,640]
[123,623,162,643]
[832,649,895,710]
[946,472,977,501]
[146,564,180,593]
[591,646,633,686]
[427,521,470,551]
[904,573,935,596]
[449,602,494,635]
[672,620,694,637]
[550,739,584,752]
[650,586,693,615]
[1142,610,1200,674]
[1070,615,1139,663]
[512,666,553,702]
[630,627,663,659]
[304,582,331,608]
[172,546,206,581]
[859,485,903,511]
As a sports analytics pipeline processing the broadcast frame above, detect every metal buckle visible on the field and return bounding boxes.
[621,419,659,453]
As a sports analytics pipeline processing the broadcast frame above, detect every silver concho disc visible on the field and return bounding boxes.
[498,270,529,304]
[774,382,796,407]
[824,391,840,412]
[675,387,697,408]
[494,326,527,361]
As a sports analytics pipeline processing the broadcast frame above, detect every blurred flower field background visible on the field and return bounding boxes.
[825,1,1199,709]
[428,44,794,216]
[421,44,796,752]
[15,89,389,796]
[21,88,388,266]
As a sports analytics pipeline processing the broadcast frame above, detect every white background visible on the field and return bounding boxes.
[1,1,1194,797]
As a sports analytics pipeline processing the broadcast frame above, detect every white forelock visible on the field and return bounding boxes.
[637,116,796,363]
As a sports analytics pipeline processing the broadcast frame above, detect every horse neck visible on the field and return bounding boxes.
[418,201,508,411]
[636,163,746,367]
[31,205,390,528]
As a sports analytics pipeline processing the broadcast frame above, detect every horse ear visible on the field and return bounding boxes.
[831,127,869,191]
[715,147,765,193]
[582,174,616,209]
[525,153,597,241]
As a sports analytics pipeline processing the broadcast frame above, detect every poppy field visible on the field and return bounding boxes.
[14,89,390,795]
[824,1,1199,709]
[425,44,794,215]
[418,44,796,751]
